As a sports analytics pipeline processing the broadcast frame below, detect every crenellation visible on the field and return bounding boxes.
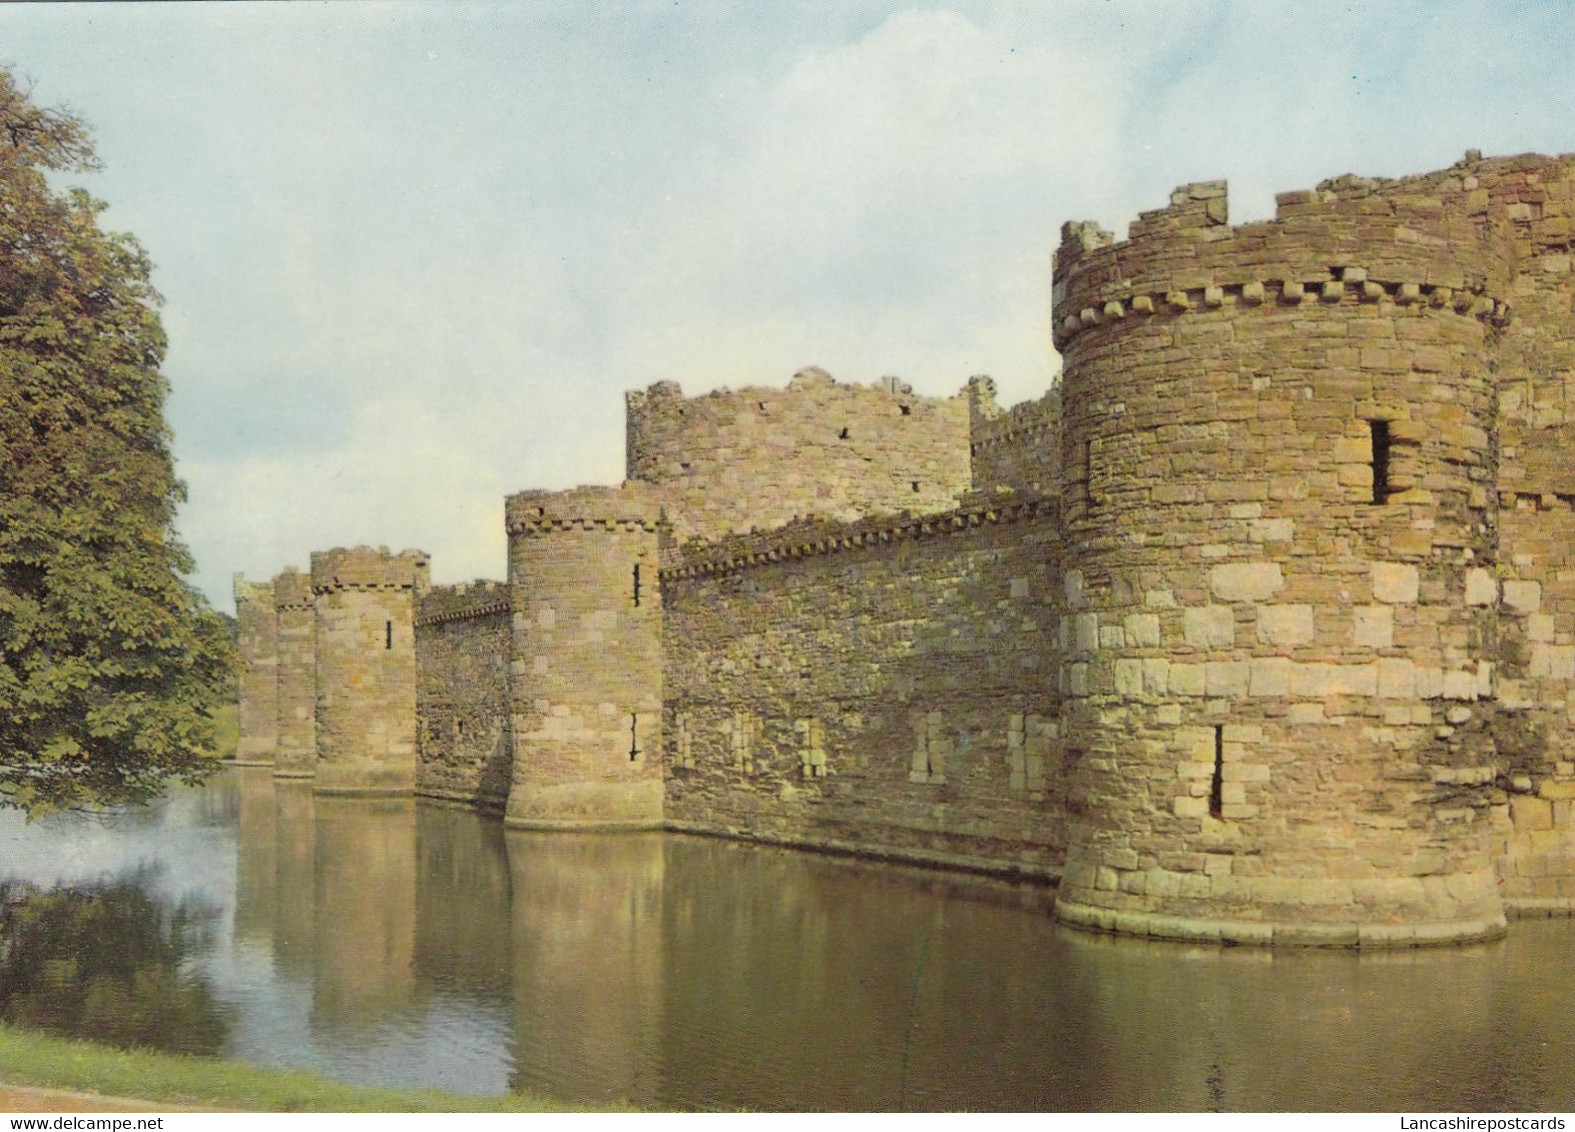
[229,151,1575,943]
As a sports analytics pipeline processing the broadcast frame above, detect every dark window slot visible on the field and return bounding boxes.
[385,620,393,649]
[629,713,640,761]
[1210,724,1225,819]
[1370,419,1391,504]
[633,563,642,607]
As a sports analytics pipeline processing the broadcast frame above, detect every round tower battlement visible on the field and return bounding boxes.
[504,484,659,537]
[1052,179,1511,357]
[1051,168,1518,946]
[310,546,431,594]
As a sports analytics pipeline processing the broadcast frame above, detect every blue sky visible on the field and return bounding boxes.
[5,2,1575,608]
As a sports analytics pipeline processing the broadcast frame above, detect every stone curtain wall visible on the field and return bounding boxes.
[662,496,1063,877]
[967,376,1063,495]
[224,152,1575,943]
[311,547,430,795]
[626,367,972,542]
[503,485,664,828]
[1471,154,1575,910]
[232,575,278,764]
[272,568,316,777]
[1051,171,1510,944]
[414,581,512,810]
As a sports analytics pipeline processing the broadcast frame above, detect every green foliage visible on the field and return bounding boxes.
[0,877,231,1055]
[0,70,231,812]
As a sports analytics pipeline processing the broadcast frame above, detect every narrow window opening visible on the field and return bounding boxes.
[838,426,850,439]
[629,713,640,761]
[632,563,642,607]
[911,480,921,492]
[899,404,912,416]
[1209,725,1225,819]
[1083,441,1096,514]
[385,620,393,650]
[1370,419,1392,504]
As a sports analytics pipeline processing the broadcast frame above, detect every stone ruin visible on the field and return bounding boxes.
[233,151,1575,946]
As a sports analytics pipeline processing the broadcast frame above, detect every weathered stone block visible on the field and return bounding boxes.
[1289,662,1378,698]
[1249,657,1291,697]
[1352,605,1393,649]
[1124,613,1161,647]
[1210,562,1285,602]
[1371,562,1419,604]
[1504,580,1543,614]
[1257,604,1314,647]
[1171,664,1203,699]
[1442,669,1479,701]
[1205,661,1250,696]
[1184,605,1236,647]
[1377,658,1417,699]
[1465,568,1497,606]
[1114,658,1144,696]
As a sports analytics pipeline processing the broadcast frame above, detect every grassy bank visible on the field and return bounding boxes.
[0,1025,614,1112]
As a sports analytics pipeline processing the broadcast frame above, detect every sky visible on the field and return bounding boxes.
[4,1,1575,610]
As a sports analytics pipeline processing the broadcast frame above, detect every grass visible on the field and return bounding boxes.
[0,1025,619,1112]
[203,701,239,760]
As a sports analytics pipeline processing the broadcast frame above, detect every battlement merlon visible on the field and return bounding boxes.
[1050,167,1521,353]
[309,546,431,594]
[272,567,313,610]
[504,482,660,536]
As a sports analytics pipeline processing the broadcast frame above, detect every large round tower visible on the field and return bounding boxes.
[503,484,663,828]
[310,546,430,795]
[1051,176,1513,944]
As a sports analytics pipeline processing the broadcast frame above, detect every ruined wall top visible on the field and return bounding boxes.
[1050,151,1553,354]
[625,367,973,541]
[309,546,431,594]
[415,579,510,626]
[272,567,312,610]
[662,488,1054,581]
[503,482,659,536]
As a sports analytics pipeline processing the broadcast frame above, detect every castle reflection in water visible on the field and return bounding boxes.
[2,765,1574,1111]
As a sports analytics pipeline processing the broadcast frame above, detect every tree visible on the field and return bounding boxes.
[0,70,230,813]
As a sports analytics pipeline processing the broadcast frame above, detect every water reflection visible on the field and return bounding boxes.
[3,770,1575,1110]
[507,833,665,1107]
[0,874,231,1054]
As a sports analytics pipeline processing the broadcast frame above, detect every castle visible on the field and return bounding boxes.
[233,151,1575,947]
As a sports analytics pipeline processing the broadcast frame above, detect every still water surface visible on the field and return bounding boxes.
[0,766,1572,1111]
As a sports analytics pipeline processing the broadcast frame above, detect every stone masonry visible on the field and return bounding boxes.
[310,546,429,795]
[232,152,1575,945]
[232,575,278,764]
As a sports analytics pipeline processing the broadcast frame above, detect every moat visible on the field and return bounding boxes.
[1,766,1573,1111]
